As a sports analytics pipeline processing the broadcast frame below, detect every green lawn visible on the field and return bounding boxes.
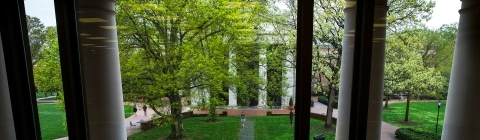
[125,105,134,118]
[128,116,241,140]
[38,104,135,140]
[254,116,335,140]
[128,116,336,140]
[38,104,67,140]
[382,101,446,133]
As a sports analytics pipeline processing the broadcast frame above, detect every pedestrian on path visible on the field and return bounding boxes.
[241,110,246,127]
[133,103,138,116]
[142,104,147,116]
[289,110,294,126]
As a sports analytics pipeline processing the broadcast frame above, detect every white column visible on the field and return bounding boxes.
[258,48,267,108]
[0,32,17,140]
[442,1,480,139]
[77,0,126,139]
[228,51,237,107]
[335,1,357,139]
[284,53,296,106]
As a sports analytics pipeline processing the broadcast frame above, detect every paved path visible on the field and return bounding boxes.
[310,96,400,140]
[238,118,254,140]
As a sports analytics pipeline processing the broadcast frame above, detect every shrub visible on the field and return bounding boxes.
[310,99,314,107]
[317,96,338,108]
[289,97,293,106]
[395,128,441,140]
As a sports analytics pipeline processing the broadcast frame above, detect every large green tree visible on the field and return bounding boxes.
[384,28,445,122]
[117,0,267,138]
[26,15,48,65]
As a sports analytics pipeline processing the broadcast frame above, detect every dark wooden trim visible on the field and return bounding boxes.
[0,0,41,139]
[295,0,314,139]
[54,0,90,139]
[349,0,375,139]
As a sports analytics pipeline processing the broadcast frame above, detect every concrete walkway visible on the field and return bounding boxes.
[310,96,400,140]
[238,117,254,140]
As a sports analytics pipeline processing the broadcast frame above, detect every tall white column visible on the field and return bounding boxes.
[442,1,480,139]
[336,0,388,139]
[258,48,267,108]
[0,32,17,140]
[77,0,126,139]
[284,53,296,106]
[228,51,237,107]
[335,1,357,139]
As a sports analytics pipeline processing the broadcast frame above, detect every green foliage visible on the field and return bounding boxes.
[318,96,338,109]
[117,0,271,137]
[288,97,293,106]
[385,28,446,100]
[310,99,314,107]
[395,128,441,140]
[26,15,47,65]
[33,27,63,94]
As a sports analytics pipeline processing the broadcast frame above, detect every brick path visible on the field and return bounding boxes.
[238,118,255,140]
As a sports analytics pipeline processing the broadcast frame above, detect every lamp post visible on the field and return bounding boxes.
[436,100,441,133]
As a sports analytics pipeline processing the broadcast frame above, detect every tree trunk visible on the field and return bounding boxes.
[168,93,183,139]
[325,90,335,128]
[384,96,389,109]
[404,95,411,122]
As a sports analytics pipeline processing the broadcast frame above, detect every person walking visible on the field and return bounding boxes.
[133,103,138,116]
[289,110,294,126]
[241,110,246,127]
[142,104,147,116]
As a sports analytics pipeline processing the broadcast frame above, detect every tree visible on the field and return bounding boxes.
[33,26,63,96]
[116,0,267,138]
[384,29,445,122]
[26,15,47,65]
[32,26,67,128]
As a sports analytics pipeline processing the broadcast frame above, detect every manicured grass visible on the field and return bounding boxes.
[125,105,134,118]
[128,116,336,140]
[38,104,136,139]
[128,116,241,140]
[38,104,67,140]
[254,116,335,140]
[382,101,446,133]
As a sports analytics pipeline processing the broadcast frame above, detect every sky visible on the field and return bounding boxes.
[24,0,461,29]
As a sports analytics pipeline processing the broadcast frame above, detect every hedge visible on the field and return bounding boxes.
[317,96,338,109]
[395,128,441,140]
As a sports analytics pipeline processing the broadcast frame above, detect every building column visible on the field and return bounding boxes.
[442,1,480,139]
[284,53,295,106]
[0,33,17,140]
[76,0,126,139]
[258,48,267,108]
[228,51,237,107]
[335,0,388,139]
[335,1,357,138]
